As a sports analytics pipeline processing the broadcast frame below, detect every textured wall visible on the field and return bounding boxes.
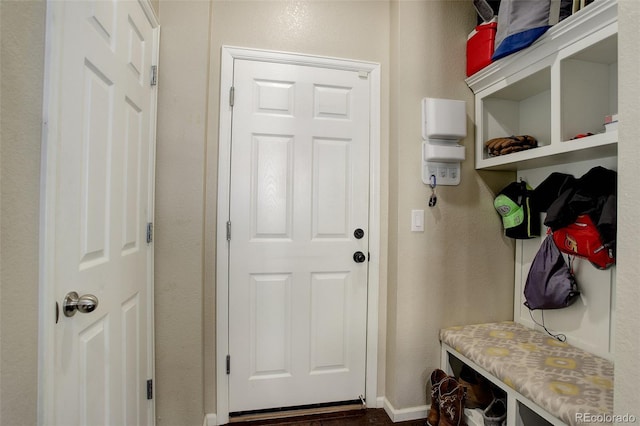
[158,0,515,420]
[3,2,635,425]
[614,0,640,418]
[385,0,515,410]
[154,1,212,425]
[0,1,46,424]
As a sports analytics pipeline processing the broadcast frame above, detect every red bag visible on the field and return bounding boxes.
[552,215,615,269]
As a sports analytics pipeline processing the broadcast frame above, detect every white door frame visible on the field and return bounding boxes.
[37,1,160,423]
[216,46,381,425]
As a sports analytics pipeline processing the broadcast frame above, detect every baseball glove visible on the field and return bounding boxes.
[485,135,538,156]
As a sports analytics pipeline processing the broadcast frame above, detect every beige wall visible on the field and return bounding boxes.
[0,1,46,425]
[154,1,212,424]
[385,0,514,410]
[155,1,393,423]
[614,0,640,417]
[2,1,639,425]
[155,0,514,421]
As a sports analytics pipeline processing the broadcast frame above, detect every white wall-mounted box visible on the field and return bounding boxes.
[422,97,467,141]
[423,141,465,162]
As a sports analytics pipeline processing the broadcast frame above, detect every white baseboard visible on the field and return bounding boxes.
[203,413,217,426]
[375,396,385,408]
[382,397,429,422]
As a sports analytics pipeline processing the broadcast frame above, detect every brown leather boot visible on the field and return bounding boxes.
[426,369,449,426]
[458,365,493,409]
[438,377,468,426]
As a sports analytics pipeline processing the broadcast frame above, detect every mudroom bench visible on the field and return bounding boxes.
[440,321,614,426]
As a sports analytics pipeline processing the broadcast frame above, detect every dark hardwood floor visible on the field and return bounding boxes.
[230,408,426,426]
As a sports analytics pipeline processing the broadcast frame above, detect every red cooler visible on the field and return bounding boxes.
[466,22,497,77]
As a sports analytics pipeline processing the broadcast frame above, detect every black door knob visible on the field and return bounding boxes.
[354,228,365,239]
[353,251,366,263]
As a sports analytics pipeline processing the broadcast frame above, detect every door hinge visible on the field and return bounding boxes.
[226,221,231,241]
[150,65,158,86]
[229,86,235,107]
[147,379,153,400]
[226,355,231,375]
[146,222,154,244]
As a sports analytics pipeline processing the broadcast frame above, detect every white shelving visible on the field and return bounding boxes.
[457,3,619,423]
[467,0,618,171]
[466,0,618,360]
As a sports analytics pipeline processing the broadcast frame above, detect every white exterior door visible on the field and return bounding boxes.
[227,59,371,413]
[40,1,159,425]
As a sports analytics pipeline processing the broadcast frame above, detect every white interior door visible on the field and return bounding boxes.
[40,1,159,425]
[227,59,371,413]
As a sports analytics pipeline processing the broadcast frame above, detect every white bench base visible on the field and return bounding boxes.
[438,321,614,426]
[442,343,562,426]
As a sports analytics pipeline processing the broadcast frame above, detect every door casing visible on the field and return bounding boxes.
[215,46,381,425]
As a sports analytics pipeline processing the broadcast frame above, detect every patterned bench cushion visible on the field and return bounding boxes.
[440,321,614,426]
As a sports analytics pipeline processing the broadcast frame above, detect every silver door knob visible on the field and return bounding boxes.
[63,291,99,317]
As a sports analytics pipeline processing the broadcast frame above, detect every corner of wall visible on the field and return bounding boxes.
[203,413,217,426]
[385,0,514,412]
[383,397,429,423]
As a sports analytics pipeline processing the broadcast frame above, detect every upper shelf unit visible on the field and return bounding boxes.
[467,0,618,171]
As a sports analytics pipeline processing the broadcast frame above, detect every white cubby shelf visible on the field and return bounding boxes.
[467,0,618,171]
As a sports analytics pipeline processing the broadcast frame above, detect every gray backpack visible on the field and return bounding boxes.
[524,235,580,310]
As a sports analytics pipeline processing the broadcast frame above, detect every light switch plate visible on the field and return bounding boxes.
[411,209,424,232]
